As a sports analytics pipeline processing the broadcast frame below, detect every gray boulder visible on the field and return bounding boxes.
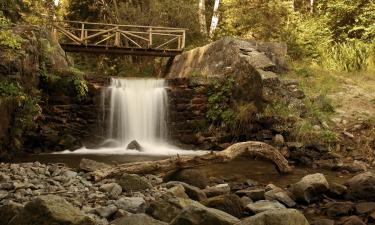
[0,201,23,225]
[202,194,243,218]
[115,197,147,213]
[237,209,309,225]
[204,184,231,198]
[246,200,286,214]
[117,174,152,192]
[164,181,207,201]
[8,195,95,225]
[111,213,167,225]
[345,172,375,201]
[170,205,240,225]
[126,140,143,151]
[100,183,122,199]
[288,173,329,203]
[265,185,295,207]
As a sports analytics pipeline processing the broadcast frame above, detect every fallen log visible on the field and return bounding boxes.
[91,141,293,181]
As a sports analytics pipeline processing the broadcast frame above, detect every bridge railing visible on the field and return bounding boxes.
[52,20,186,51]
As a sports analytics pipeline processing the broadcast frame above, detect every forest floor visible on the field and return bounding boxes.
[286,65,375,158]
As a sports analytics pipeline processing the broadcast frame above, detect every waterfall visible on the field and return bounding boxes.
[105,78,168,147]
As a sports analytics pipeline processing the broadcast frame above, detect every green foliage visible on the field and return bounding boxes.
[321,40,372,72]
[71,76,88,101]
[0,81,41,151]
[0,13,23,50]
[206,77,235,125]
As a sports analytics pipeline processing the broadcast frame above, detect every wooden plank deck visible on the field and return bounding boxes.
[53,21,186,57]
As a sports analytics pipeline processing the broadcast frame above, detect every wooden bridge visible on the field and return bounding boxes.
[52,21,186,57]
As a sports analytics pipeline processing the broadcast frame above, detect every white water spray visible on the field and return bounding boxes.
[58,77,207,156]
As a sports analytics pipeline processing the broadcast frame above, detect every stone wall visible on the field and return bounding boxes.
[166,78,210,149]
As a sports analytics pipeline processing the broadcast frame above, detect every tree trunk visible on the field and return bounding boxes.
[198,0,208,36]
[209,0,221,37]
[90,141,293,181]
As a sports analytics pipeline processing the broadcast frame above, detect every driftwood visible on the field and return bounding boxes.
[91,141,293,181]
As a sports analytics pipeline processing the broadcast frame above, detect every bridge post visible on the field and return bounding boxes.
[148,27,153,48]
[80,23,85,43]
[114,27,121,47]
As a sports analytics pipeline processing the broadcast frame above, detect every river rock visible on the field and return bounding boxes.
[311,219,334,225]
[237,209,309,225]
[8,195,95,225]
[146,196,203,222]
[328,182,347,198]
[100,183,122,199]
[288,173,329,203]
[325,202,354,217]
[341,216,366,225]
[95,205,118,218]
[165,169,208,189]
[126,140,143,151]
[345,172,375,201]
[0,201,23,225]
[264,185,295,207]
[164,181,207,201]
[236,188,265,201]
[115,197,147,213]
[245,200,286,214]
[111,213,167,225]
[117,174,152,192]
[170,205,240,225]
[79,158,111,172]
[202,194,243,218]
[167,184,189,199]
[355,202,375,215]
[204,184,231,198]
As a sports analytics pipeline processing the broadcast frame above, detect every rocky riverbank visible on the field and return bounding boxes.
[1,160,375,225]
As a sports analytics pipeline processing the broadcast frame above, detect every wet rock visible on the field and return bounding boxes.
[202,194,243,218]
[237,209,309,225]
[79,158,111,172]
[341,216,366,225]
[240,196,253,208]
[165,169,208,189]
[264,187,296,208]
[236,189,265,201]
[355,202,375,215]
[311,219,335,225]
[115,197,147,213]
[167,184,189,199]
[8,195,95,225]
[340,161,368,173]
[204,184,231,198]
[0,190,8,200]
[325,202,354,217]
[117,174,152,192]
[328,182,347,198]
[95,205,118,218]
[146,197,203,222]
[164,181,207,201]
[126,140,143,151]
[288,173,329,203]
[245,200,286,214]
[111,213,167,225]
[0,201,23,225]
[170,205,240,225]
[345,172,375,201]
[100,183,122,199]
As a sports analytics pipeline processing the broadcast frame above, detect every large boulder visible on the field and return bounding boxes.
[246,200,286,214]
[115,197,147,213]
[164,181,207,201]
[169,205,240,225]
[288,173,329,203]
[237,209,309,225]
[111,213,167,225]
[8,195,95,225]
[164,169,208,189]
[0,201,23,225]
[202,194,243,218]
[117,174,153,192]
[146,196,203,222]
[345,172,375,201]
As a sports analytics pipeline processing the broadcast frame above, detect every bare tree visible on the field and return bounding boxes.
[198,0,207,36]
[209,0,220,37]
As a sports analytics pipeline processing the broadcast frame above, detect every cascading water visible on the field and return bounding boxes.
[58,77,207,156]
[105,78,168,147]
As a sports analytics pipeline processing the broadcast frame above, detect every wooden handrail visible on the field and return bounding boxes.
[53,21,187,52]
